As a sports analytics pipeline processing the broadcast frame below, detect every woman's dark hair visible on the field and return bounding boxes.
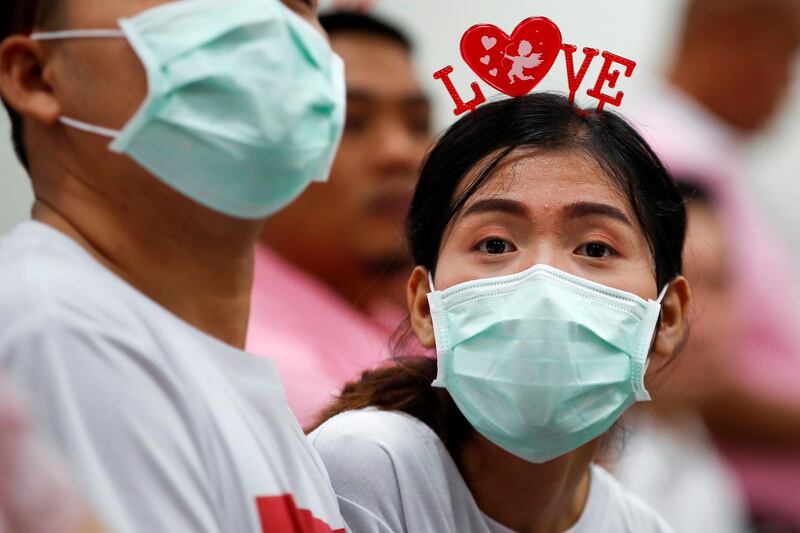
[674,178,713,205]
[314,93,687,467]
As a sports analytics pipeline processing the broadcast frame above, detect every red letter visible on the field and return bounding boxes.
[586,51,637,112]
[562,44,600,105]
[433,65,486,116]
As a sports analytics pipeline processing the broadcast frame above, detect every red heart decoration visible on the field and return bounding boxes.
[461,17,563,98]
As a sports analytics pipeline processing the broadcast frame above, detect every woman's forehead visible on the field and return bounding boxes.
[456,148,634,218]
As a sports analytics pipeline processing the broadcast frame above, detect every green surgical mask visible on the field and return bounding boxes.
[32,0,346,219]
[428,264,667,464]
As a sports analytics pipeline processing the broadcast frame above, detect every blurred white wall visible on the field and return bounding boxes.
[0,111,32,234]
[2,0,800,252]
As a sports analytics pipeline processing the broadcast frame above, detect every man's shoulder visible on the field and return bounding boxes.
[0,223,162,362]
[0,222,117,313]
[0,222,147,334]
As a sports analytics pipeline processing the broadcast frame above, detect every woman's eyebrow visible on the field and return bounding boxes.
[563,201,632,226]
[461,198,529,219]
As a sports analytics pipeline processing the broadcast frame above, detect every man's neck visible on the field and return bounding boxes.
[32,195,260,349]
[460,436,595,533]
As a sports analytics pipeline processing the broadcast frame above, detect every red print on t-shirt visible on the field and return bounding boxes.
[256,495,345,533]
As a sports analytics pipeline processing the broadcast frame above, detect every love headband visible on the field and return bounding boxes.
[433,17,637,114]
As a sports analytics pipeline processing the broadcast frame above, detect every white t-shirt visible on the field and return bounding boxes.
[0,222,346,533]
[310,409,673,533]
[612,413,749,533]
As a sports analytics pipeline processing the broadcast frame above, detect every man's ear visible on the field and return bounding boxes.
[0,35,61,124]
[649,276,691,372]
[407,265,435,349]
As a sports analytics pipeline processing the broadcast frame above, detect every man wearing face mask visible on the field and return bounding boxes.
[0,1,347,532]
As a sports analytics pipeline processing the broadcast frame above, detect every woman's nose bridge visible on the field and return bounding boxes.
[521,237,569,272]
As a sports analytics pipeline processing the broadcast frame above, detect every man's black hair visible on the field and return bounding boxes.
[319,11,412,51]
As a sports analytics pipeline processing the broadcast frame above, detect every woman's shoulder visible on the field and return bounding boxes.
[310,409,465,533]
[585,464,674,533]
[310,408,445,466]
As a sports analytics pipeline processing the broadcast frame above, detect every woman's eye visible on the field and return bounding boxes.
[478,238,514,255]
[576,242,615,259]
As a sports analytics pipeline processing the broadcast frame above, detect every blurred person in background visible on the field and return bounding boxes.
[612,183,749,533]
[629,0,800,527]
[0,373,101,533]
[248,10,433,428]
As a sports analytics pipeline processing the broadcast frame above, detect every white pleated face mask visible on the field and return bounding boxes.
[427,264,668,463]
[32,0,346,219]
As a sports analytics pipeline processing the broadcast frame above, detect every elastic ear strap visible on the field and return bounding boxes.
[60,116,120,139]
[656,282,670,304]
[427,291,448,388]
[30,29,125,41]
[641,282,671,398]
[636,299,662,402]
[428,271,436,292]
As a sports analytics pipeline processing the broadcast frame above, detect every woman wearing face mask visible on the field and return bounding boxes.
[309,93,691,533]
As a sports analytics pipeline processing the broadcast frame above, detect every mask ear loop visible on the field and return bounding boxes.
[29,29,126,140]
[655,282,670,304]
[30,29,126,40]
[59,117,121,139]
[645,281,672,372]
[426,270,448,388]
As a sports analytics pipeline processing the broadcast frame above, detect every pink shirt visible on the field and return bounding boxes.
[247,246,401,428]
[629,85,800,523]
